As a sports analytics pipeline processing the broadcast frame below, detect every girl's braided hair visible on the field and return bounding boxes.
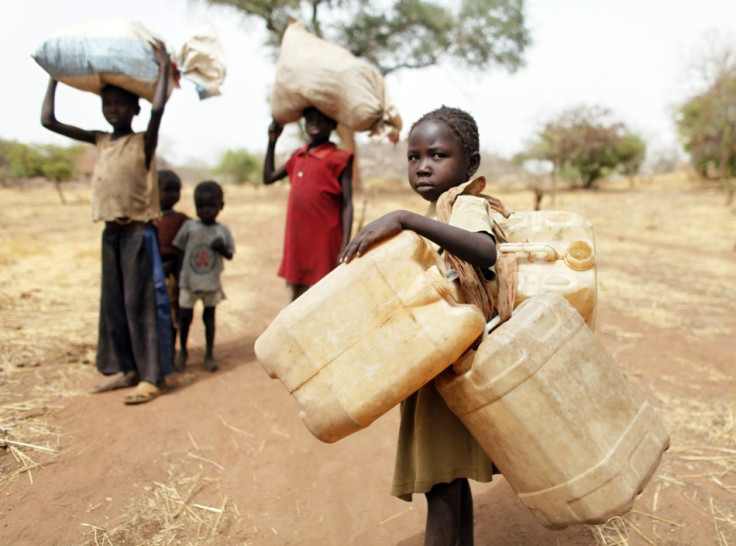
[409,106,480,164]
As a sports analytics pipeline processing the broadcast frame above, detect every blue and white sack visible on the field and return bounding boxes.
[32,17,226,101]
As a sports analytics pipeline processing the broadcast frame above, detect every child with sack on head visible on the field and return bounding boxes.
[40,41,174,405]
[263,106,354,302]
[340,106,514,546]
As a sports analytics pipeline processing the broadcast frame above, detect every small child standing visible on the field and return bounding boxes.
[41,41,173,405]
[173,181,235,372]
[154,170,189,358]
[262,106,354,302]
[340,106,510,546]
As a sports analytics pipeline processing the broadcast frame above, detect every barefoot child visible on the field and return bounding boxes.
[340,106,509,545]
[263,106,353,302]
[173,181,235,372]
[154,169,189,356]
[40,41,174,405]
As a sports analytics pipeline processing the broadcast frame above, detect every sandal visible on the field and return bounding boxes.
[92,371,139,393]
[123,381,160,405]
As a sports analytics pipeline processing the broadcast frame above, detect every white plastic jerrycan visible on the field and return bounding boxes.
[437,291,670,529]
[255,231,486,443]
[493,210,597,329]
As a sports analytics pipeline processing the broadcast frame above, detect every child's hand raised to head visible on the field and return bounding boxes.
[339,211,408,263]
[268,120,283,143]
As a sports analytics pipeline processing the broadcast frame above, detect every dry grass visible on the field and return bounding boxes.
[79,467,240,545]
[0,186,99,491]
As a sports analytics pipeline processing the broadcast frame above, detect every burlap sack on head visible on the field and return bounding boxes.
[270,20,401,140]
[33,17,226,102]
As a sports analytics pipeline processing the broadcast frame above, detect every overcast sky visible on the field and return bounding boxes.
[2,0,735,166]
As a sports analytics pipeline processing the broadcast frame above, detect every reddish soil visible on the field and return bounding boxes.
[1,177,734,545]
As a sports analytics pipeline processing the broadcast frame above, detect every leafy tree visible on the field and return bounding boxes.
[675,34,736,204]
[214,148,262,184]
[525,105,646,189]
[616,133,647,183]
[41,145,86,203]
[676,71,736,180]
[7,142,45,178]
[204,0,531,76]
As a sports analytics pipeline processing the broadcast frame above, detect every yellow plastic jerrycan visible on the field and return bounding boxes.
[255,231,486,443]
[493,210,597,329]
[437,291,670,529]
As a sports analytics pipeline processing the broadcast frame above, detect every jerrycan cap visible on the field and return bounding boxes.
[564,241,595,271]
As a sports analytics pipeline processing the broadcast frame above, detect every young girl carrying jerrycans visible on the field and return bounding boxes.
[40,42,174,405]
[340,106,512,546]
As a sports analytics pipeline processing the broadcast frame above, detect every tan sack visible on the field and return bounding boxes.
[33,17,226,102]
[178,23,227,99]
[270,20,401,140]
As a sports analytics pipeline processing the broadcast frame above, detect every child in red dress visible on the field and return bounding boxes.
[263,107,354,301]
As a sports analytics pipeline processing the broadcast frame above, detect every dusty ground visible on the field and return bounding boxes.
[0,174,734,545]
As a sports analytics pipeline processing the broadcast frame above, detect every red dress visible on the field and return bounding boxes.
[279,142,353,285]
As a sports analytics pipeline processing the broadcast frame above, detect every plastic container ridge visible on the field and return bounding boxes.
[437,291,670,529]
[255,231,486,443]
[493,210,598,329]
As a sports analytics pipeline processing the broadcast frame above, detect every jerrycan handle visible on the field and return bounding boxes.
[481,315,502,340]
[498,242,559,261]
[453,316,502,374]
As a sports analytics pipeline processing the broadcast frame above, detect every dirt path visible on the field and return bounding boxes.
[1,178,734,545]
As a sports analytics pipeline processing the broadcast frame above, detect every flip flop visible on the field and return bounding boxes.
[123,381,160,405]
[92,371,139,393]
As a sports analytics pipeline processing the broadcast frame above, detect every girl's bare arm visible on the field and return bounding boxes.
[263,120,288,184]
[144,41,170,169]
[40,78,97,144]
[339,210,496,269]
